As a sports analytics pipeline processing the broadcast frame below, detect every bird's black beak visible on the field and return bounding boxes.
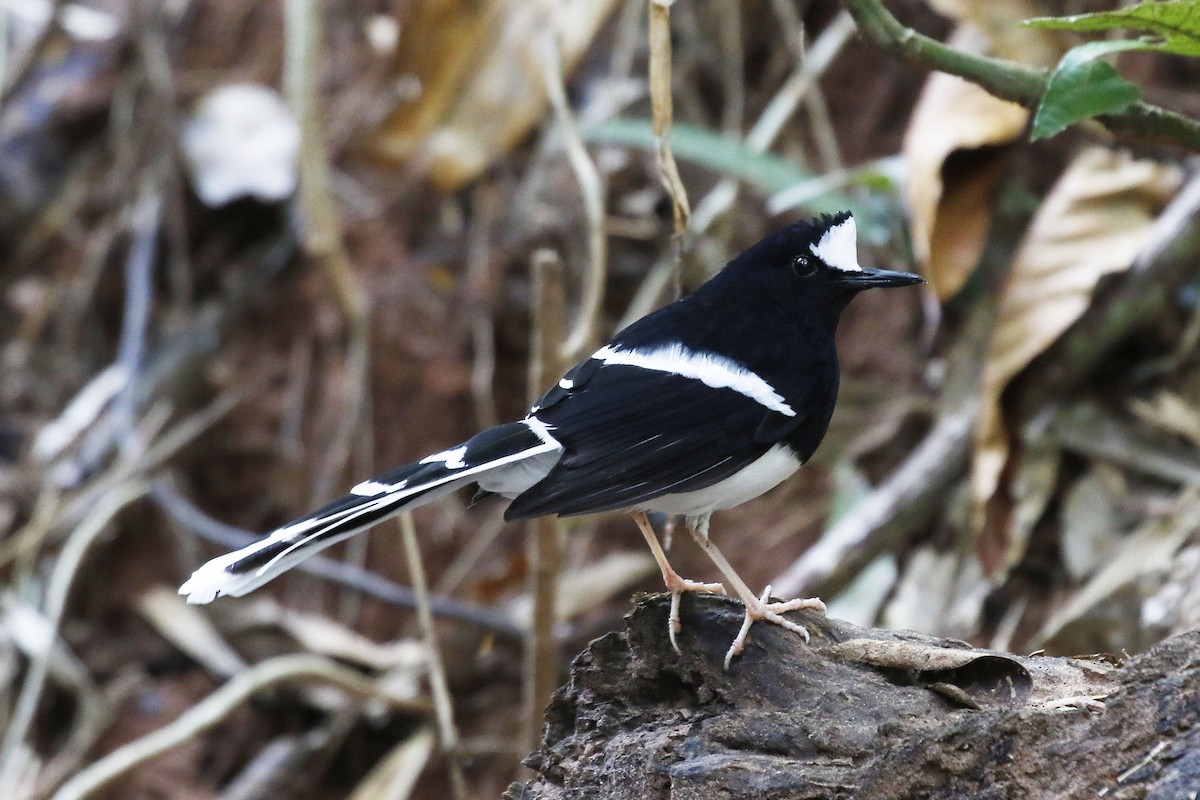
[837,266,924,290]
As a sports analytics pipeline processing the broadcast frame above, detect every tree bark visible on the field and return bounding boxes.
[509,594,1200,799]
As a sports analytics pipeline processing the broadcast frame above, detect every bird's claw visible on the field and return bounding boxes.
[664,575,726,653]
[724,585,825,669]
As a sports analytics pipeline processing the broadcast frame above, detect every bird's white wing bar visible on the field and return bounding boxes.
[592,344,796,417]
[522,415,558,445]
[351,478,406,496]
[420,445,468,469]
[347,424,559,502]
[810,214,861,272]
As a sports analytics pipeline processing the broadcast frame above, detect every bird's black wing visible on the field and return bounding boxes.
[505,362,804,520]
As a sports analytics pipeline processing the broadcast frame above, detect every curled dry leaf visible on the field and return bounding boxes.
[923,655,1033,710]
[902,44,1026,300]
[828,637,993,671]
[1021,654,1119,709]
[827,638,1032,709]
[904,3,1062,300]
[366,0,619,191]
[973,147,1183,572]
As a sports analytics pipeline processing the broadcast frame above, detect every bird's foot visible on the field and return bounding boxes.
[723,585,825,670]
[663,574,726,653]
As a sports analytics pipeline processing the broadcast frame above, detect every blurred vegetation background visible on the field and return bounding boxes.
[2,0,1199,797]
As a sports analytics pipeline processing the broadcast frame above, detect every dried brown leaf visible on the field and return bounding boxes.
[973,148,1182,570]
[903,37,1028,298]
[827,639,1032,709]
[902,3,1066,300]
[828,638,994,671]
[366,0,619,190]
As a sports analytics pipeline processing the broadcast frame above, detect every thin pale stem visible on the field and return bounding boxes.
[399,512,468,800]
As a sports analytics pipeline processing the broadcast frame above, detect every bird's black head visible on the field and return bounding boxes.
[730,212,923,297]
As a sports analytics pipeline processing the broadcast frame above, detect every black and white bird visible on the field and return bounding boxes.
[180,212,922,666]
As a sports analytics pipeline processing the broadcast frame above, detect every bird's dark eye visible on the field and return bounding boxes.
[792,255,816,277]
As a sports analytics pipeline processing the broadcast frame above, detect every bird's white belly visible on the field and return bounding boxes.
[645,443,802,522]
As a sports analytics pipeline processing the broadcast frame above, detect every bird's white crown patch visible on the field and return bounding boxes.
[810,215,861,272]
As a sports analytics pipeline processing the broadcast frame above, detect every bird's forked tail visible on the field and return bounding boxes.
[178,419,561,603]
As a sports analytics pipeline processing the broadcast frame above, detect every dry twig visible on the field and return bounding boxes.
[648,0,696,291]
[398,512,468,800]
[524,249,567,757]
[0,482,148,799]
[284,0,373,502]
[690,11,857,237]
[50,654,414,800]
[541,34,608,363]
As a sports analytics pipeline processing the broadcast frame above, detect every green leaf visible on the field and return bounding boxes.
[1031,40,1144,141]
[581,118,888,229]
[1024,0,1200,58]
[582,118,813,193]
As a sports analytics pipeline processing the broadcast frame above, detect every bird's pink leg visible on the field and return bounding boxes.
[686,525,825,669]
[631,511,725,653]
